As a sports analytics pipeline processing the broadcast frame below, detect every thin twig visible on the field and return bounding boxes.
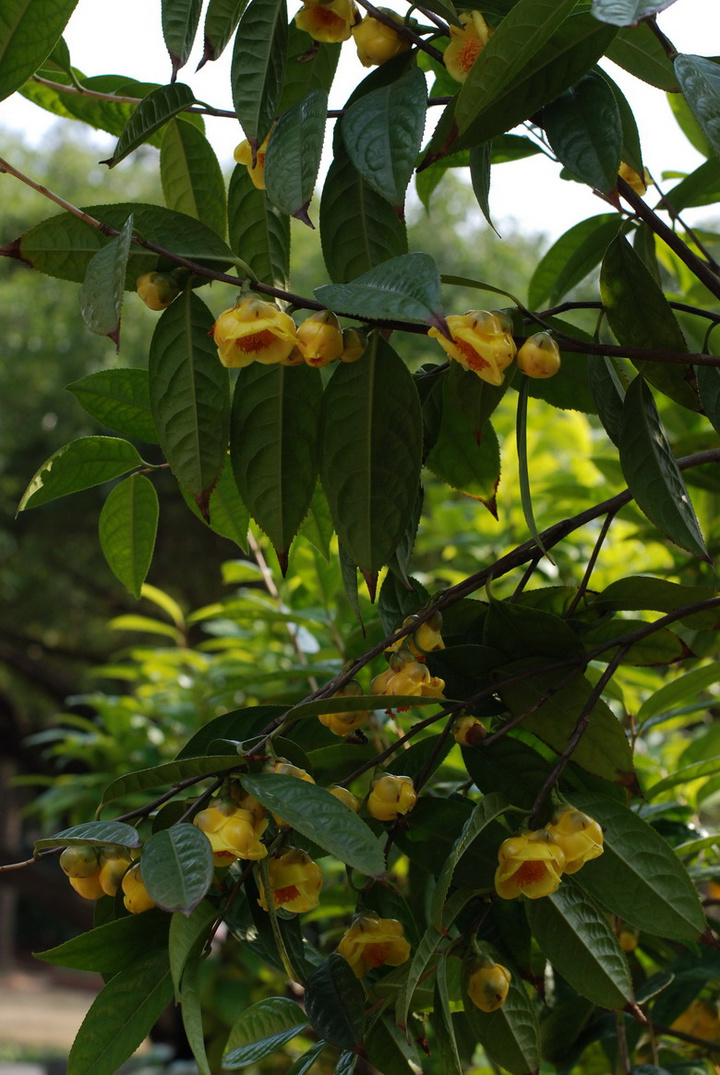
[565,509,618,617]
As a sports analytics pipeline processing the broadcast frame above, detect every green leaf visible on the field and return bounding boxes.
[645,756,720,801]
[456,3,616,145]
[462,736,552,810]
[0,0,80,103]
[590,576,719,629]
[341,67,427,208]
[668,89,714,157]
[170,900,218,994]
[304,954,365,1050]
[36,820,142,851]
[299,484,334,559]
[67,368,156,443]
[426,385,501,511]
[149,289,230,505]
[102,83,196,167]
[463,967,541,1075]
[600,234,699,412]
[591,0,680,25]
[588,354,626,446]
[528,213,618,309]
[319,143,408,283]
[78,213,133,342]
[605,22,679,91]
[638,661,720,726]
[176,705,285,758]
[526,883,632,1008]
[469,142,495,230]
[278,25,340,113]
[241,773,384,875]
[18,436,143,512]
[316,252,444,327]
[434,961,462,1075]
[231,0,287,147]
[581,619,688,666]
[289,695,445,721]
[619,377,708,560]
[542,71,622,192]
[141,823,214,914]
[286,1042,327,1075]
[178,958,212,1075]
[674,54,720,158]
[99,474,159,598]
[183,462,250,548]
[264,88,327,222]
[663,158,720,212]
[230,363,322,563]
[99,755,244,811]
[319,336,423,574]
[67,950,173,1075]
[200,0,247,65]
[228,165,290,287]
[160,119,227,238]
[162,0,202,75]
[223,997,308,1067]
[571,792,706,941]
[36,912,169,974]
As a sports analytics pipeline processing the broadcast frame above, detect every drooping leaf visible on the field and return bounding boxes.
[149,289,230,506]
[228,165,290,287]
[285,1042,327,1075]
[241,773,384,875]
[0,0,80,104]
[223,997,308,1067]
[230,363,322,563]
[528,214,618,309]
[102,83,196,167]
[604,21,679,91]
[590,0,679,25]
[341,67,427,208]
[542,71,622,192]
[200,0,248,65]
[160,119,227,238]
[433,970,463,1075]
[140,824,214,914]
[587,354,626,446]
[319,336,423,574]
[78,214,134,342]
[18,437,144,512]
[278,25,340,113]
[619,377,708,560]
[99,474,159,598]
[35,820,142,851]
[162,0,203,76]
[597,67,644,176]
[590,576,719,629]
[264,88,327,222]
[67,368,156,443]
[304,955,365,1050]
[36,912,169,974]
[315,252,444,328]
[674,54,720,158]
[231,0,287,147]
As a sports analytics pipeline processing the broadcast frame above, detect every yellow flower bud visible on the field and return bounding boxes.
[136,271,181,311]
[443,11,492,83]
[453,715,487,747]
[121,863,156,914]
[258,848,323,913]
[296,309,344,368]
[410,611,445,656]
[194,801,269,865]
[294,0,359,42]
[234,131,271,190]
[428,310,516,386]
[327,785,361,812]
[352,10,411,66]
[545,807,603,874]
[367,774,417,821]
[387,659,445,700]
[59,844,100,879]
[618,926,638,953]
[340,327,367,363]
[337,913,411,976]
[98,847,132,897]
[516,332,561,379]
[494,829,565,900]
[670,998,720,1042]
[318,680,369,736]
[618,161,651,196]
[467,958,512,1012]
[370,667,395,696]
[69,873,106,900]
[212,296,298,368]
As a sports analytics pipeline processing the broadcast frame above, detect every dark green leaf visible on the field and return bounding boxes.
[149,289,230,504]
[286,1042,327,1075]
[99,755,245,810]
[591,0,679,26]
[619,377,708,560]
[141,824,214,914]
[674,54,720,158]
[161,119,227,238]
[102,83,196,167]
[597,67,644,176]
[18,437,143,512]
[176,705,285,758]
[78,214,133,341]
[230,363,322,562]
[0,0,80,103]
[469,142,495,230]
[485,598,584,662]
[528,214,618,309]
[231,0,287,147]
[299,484,334,559]
[663,158,720,212]
[433,972,463,1075]
[605,22,679,91]
[224,997,308,1067]
[426,384,501,511]
[543,71,622,192]
[36,912,169,974]
[278,25,340,113]
[431,793,508,930]
[241,773,384,875]
[319,336,423,574]
[590,576,719,629]
[697,363,720,438]
[178,958,212,1075]
[36,820,142,851]
[183,462,250,548]
[169,900,217,993]
[200,0,248,65]
[265,88,327,221]
[588,354,626,446]
[67,368,156,443]
[668,90,714,157]
[162,0,202,75]
[99,474,159,598]
[228,165,290,287]
[316,252,444,327]
[304,954,365,1050]
[463,736,552,810]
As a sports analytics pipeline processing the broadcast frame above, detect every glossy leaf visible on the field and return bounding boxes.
[67,951,173,1075]
[102,83,196,167]
[278,25,340,113]
[543,71,622,192]
[200,0,247,65]
[224,997,308,1067]
[230,363,322,563]
[141,824,214,914]
[528,214,618,309]
[149,289,230,505]
[591,0,678,23]
[319,143,408,283]
[264,88,327,222]
[605,21,679,91]
[175,704,285,758]
[162,0,202,75]
[463,965,541,1075]
[169,900,218,994]
[160,119,227,238]
[431,793,508,930]
[598,68,644,176]
[78,213,133,342]
[304,955,365,1050]
[99,755,244,810]
[36,912,169,974]
[18,437,143,512]
[526,883,633,1008]
[674,54,720,158]
[228,165,290,287]
[319,336,423,574]
[241,773,384,875]
[316,252,444,327]
[0,0,79,104]
[98,473,159,598]
[619,377,708,560]
[231,0,287,147]
[67,368,156,443]
[341,67,427,208]
[35,820,141,851]
[572,792,706,940]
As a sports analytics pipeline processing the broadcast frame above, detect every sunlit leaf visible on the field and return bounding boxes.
[18,437,144,512]
[162,0,202,76]
[98,473,159,598]
[161,119,227,237]
[102,83,196,167]
[231,0,287,147]
[0,0,80,104]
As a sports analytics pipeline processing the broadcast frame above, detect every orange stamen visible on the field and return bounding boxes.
[458,39,481,72]
[364,942,392,968]
[274,884,301,905]
[515,860,548,886]
[237,329,277,354]
[453,337,489,371]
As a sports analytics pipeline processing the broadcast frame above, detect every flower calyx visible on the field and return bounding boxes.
[136,270,182,311]
[453,715,487,747]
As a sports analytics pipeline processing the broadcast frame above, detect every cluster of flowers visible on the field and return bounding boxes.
[372,611,447,703]
[59,843,155,914]
[429,310,562,387]
[494,806,604,901]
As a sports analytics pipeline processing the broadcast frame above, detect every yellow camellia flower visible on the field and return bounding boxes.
[352,10,411,66]
[412,611,445,655]
[340,327,367,363]
[327,785,361,812]
[453,715,487,747]
[428,310,516,386]
[467,958,512,1012]
[136,271,181,311]
[337,913,411,977]
[367,773,418,821]
[212,296,298,368]
[194,800,268,865]
[258,849,323,913]
[318,680,369,736]
[545,807,603,874]
[516,332,561,379]
[494,829,565,900]
[234,130,271,190]
[618,161,651,195]
[69,873,106,900]
[296,309,344,367]
[295,0,359,42]
[383,657,446,700]
[122,863,156,914]
[444,10,492,84]
[670,998,720,1042]
[97,847,132,897]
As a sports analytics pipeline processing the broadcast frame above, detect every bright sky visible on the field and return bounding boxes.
[0,0,718,239]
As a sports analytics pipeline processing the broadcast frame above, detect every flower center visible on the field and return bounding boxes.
[312,6,344,26]
[237,329,276,353]
[364,942,392,968]
[274,884,301,905]
[458,38,481,73]
[515,860,548,886]
[453,338,489,371]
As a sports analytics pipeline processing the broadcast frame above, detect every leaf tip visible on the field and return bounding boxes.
[292,203,315,229]
[361,569,377,602]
